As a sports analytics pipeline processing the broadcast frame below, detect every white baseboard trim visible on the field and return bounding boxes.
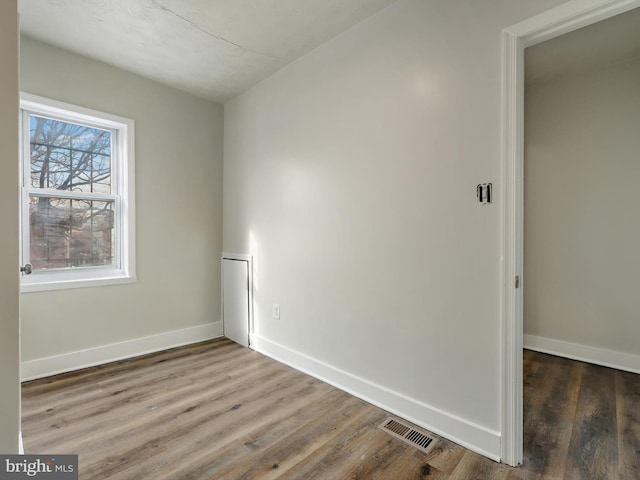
[524,334,640,374]
[21,322,223,381]
[253,335,501,462]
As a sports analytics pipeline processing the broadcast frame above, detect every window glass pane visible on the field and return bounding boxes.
[30,115,111,193]
[29,196,115,270]
[91,154,111,193]
[30,146,71,189]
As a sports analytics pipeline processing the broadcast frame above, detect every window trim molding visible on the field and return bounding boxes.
[19,92,136,293]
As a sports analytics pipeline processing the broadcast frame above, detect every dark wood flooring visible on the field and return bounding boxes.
[522,349,640,480]
[21,339,640,479]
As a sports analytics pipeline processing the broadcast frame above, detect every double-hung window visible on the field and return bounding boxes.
[20,93,135,292]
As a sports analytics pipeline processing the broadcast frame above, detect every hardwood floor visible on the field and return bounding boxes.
[522,350,640,480]
[21,340,640,479]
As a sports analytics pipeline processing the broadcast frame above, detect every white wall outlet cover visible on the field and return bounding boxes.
[272,304,280,320]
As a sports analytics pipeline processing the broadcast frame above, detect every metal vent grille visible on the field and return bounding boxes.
[379,418,437,454]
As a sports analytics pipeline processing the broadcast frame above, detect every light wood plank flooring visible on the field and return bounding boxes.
[21,339,640,479]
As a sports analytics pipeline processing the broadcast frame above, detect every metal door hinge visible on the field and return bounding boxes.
[515,276,520,288]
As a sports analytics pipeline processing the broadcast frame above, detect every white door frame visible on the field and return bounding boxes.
[500,0,640,466]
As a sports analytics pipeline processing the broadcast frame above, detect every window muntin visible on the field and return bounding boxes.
[20,94,135,292]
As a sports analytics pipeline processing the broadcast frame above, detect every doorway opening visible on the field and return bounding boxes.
[501,0,640,467]
[520,6,640,475]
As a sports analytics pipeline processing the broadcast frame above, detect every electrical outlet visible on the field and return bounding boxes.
[272,304,280,320]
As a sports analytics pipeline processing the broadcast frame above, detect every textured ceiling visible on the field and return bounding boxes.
[19,0,398,103]
[526,6,640,85]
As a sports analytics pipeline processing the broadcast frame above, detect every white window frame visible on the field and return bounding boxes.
[20,93,136,292]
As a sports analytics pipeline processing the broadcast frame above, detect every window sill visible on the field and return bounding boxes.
[21,272,137,293]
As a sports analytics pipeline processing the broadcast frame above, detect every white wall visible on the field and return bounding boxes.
[224,0,567,459]
[524,56,640,365]
[0,0,20,453]
[20,37,224,367]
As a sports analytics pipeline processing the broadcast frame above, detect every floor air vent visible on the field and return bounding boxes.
[378,417,437,454]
